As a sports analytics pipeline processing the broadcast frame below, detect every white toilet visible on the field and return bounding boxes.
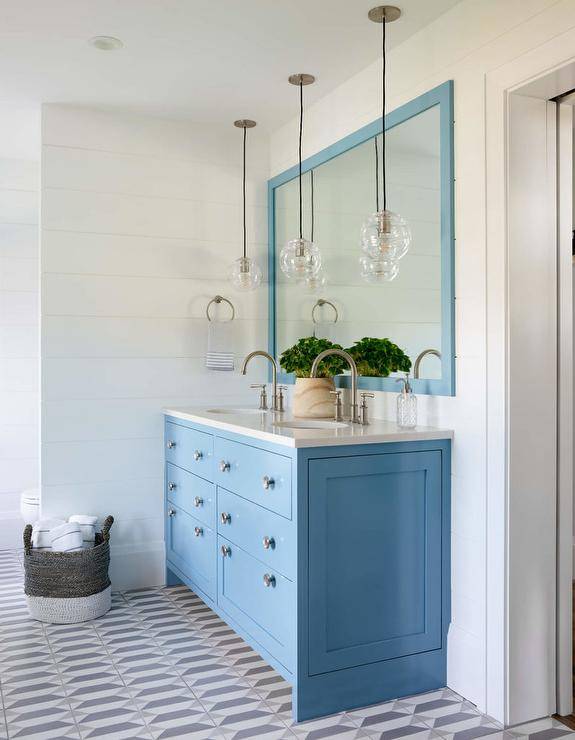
[20,489,40,524]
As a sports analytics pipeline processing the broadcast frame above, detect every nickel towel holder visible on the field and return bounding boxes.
[312,298,338,325]
[206,295,235,322]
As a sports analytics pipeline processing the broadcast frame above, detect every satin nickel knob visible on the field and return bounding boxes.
[194,526,203,537]
[168,481,176,491]
[220,512,231,525]
[193,450,203,461]
[220,460,230,472]
[263,573,276,588]
[167,440,176,449]
[168,508,176,517]
[193,496,203,507]
[262,536,275,550]
[262,476,274,490]
[221,545,231,557]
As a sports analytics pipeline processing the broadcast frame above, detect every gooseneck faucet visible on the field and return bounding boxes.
[413,349,442,379]
[311,349,360,424]
[241,350,283,412]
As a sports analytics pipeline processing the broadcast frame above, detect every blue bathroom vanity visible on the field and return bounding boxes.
[163,408,452,721]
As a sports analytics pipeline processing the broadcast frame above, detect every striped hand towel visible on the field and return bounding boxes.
[69,514,98,542]
[206,318,235,371]
[49,522,84,553]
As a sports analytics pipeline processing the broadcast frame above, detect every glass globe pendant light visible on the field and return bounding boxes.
[229,119,263,291]
[360,6,411,279]
[280,74,321,282]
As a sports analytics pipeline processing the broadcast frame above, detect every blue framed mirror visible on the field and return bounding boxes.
[268,80,454,396]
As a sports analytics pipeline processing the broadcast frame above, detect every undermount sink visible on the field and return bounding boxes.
[205,407,264,415]
[273,420,349,430]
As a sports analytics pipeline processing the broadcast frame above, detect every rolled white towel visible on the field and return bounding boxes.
[68,514,99,542]
[31,518,66,549]
[49,522,83,553]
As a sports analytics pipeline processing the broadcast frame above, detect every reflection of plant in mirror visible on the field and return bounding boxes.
[346,337,411,378]
[279,337,347,378]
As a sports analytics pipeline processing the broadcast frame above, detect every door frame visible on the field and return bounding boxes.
[485,38,575,724]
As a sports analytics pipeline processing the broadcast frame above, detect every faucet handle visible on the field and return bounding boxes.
[359,392,375,426]
[330,389,344,421]
[276,386,287,413]
[250,384,268,411]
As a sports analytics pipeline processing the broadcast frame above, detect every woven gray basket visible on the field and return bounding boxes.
[23,516,114,623]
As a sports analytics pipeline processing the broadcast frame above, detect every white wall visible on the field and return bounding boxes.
[41,105,269,588]
[269,0,575,718]
[0,158,39,548]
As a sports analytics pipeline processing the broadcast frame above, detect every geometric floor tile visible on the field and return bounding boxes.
[507,718,575,739]
[0,548,573,740]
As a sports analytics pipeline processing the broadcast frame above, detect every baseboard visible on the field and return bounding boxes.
[109,541,165,590]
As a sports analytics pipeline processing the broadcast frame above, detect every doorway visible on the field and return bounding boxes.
[486,57,575,726]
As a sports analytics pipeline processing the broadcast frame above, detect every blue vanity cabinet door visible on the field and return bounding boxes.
[217,488,295,579]
[307,450,442,675]
[215,437,292,518]
[166,463,215,528]
[166,502,215,601]
[165,421,214,480]
[217,536,295,672]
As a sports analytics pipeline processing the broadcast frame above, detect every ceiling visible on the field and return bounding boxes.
[0,0,464,158]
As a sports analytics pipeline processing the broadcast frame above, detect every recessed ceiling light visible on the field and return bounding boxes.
[89,36,124,51]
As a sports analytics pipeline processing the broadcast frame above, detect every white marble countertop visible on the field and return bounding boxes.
[164,406,453,449]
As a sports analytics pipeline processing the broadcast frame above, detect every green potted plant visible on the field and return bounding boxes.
[279,337,347,418]
[346,337,412,377]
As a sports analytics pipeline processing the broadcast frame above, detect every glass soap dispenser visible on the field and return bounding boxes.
[396,374,417,429]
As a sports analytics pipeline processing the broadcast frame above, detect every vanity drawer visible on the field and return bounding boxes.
[165,422,213,480]
[218,536,295,672]
[166,503,215,600]
[166,463,215,527]
[215,437,292,518]
[217,489,295,579]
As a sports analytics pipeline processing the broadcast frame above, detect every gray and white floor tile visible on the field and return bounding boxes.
[506,718,575,739]
[0,548,573,740]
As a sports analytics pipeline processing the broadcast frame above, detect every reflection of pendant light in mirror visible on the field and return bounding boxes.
[280,74,322,282]
[229,119,263,291]
[303,170,327,292]
[360,6,411,280]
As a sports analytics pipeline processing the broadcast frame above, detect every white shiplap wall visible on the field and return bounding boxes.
[0,159,39,548]
[41,105,269,587]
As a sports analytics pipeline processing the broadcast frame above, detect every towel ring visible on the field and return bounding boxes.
[312,299,338,325]
[206,295,235,322]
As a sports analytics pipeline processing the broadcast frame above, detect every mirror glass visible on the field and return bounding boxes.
[271,87,454,395]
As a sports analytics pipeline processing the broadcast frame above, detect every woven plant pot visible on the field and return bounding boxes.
[23,516,114,624]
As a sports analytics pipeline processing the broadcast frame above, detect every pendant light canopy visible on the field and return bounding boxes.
[230,119,263,291]
[280,74,322,282]
[360,6,411,282]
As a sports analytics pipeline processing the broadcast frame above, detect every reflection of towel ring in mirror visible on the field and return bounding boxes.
[312,299,338,325]
[206,295,235,322]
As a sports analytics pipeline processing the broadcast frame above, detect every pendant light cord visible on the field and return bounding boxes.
[375,137,379,212]
[310,169,314,242]
[381,13,387,211]
[242,125,247,259]
[299,80,304,240]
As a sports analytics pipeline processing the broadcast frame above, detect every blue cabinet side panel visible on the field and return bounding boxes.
[294,439,451,722]
[308,451,442,675]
